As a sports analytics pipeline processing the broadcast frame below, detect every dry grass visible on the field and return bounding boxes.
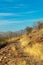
[0,28,43,65]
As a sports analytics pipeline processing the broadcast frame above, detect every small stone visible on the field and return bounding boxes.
[0,56,3,61]
[4,56,7,59]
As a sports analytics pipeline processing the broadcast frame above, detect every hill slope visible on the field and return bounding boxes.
[0,28,43,65]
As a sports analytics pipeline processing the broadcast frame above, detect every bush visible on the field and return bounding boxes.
[25,27,32,34]
[34,21,43,30]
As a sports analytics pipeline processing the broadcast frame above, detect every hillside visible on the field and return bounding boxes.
[0,22,43,65]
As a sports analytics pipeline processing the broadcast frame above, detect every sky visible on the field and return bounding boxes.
[0,0,43,32]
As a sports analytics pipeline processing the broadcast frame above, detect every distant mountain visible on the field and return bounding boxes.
[0,29,26,38]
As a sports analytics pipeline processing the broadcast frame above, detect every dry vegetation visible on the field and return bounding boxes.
[0,21,43,65]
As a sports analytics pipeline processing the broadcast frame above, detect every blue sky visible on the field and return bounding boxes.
[0,0,43,32]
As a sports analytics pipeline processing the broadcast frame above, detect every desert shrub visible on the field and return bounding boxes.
[25,27,32,34]
[33,21,43,30]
